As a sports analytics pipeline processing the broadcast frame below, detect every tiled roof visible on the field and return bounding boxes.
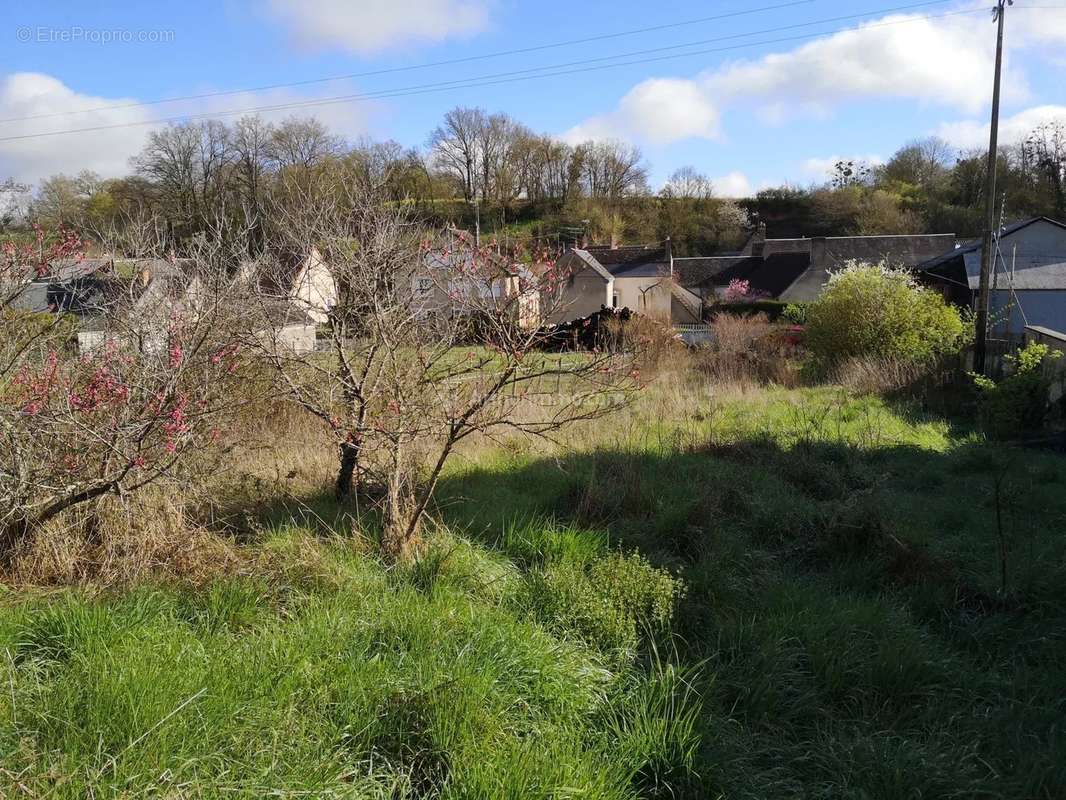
[566,249,613,281]
[569,247,669,280]
[961,250,1066,291]
[763,239,812,256]
[712,252,812,298]
[673,256,745,287]
[5,281,50,313]
[779,234,957,302]
[585,244,667,266]
[817,234,957,269]
[609,261,671,279]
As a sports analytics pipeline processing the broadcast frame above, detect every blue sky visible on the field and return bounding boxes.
[1,0,1065,194]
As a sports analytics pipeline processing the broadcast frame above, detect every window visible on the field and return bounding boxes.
[612,292,620,308]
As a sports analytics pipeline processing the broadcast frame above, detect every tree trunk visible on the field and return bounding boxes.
[0,517,29,563]
[335,439,362,499]
[379,440,421,561]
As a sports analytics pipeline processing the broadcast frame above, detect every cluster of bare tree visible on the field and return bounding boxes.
[13,107,657,250]
[428,107,648,205]
[9,110,1066,254]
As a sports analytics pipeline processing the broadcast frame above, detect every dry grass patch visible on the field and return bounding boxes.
[5,491,244,587]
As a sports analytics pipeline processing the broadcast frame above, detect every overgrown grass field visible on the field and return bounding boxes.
[2,368,1064,797]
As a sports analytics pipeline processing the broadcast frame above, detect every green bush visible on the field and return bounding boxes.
[972,341,1063,439]
[711,299,799,321]
[783,303,808,325]
[804,262,966,369]
[518,551,683,661]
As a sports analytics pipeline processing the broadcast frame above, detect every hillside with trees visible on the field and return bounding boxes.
[5,107,1063,259]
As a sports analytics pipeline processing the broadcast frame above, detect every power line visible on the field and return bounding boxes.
[0,0,964,131]
[0,4,984,144]
[0,0,822,125]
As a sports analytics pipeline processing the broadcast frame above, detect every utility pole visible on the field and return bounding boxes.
[974,0,1012,375]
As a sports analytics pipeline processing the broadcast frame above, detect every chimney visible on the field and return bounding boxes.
[810,237,827,267]
[751,222,767,258]
[610,230,619,249]
[664,237,674,276]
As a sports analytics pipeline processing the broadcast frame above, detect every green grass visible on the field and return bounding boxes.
[3,382,1066,797]
[439,386,1066,798]
[0,528,697,798]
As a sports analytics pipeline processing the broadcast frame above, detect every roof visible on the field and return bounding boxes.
[918,217,1066,291]
[962,249,1066,290]
[245,299,317,330]
[817,234,957,268]
[763,239,812,256]
[673,256,745,286]
[778,233,957,302]
[921,220,1066,270]
[571,245,674,281]
[6,281,50,313]
[567,249,615,282]
[713,252,812,298]
[584,244,667,266]
[50,257,114,282]
[609,261,671,279]
[995,216,1066,239]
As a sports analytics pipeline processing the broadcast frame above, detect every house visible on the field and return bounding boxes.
[4,257,132,351]
[409,230,541,328]
[673,224,957,303]
[264,246,336,324]
[6,257,117,315]
[550,241,703,324]
[918,216,1066,338]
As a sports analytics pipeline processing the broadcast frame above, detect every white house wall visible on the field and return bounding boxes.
[291,249,336,324]
[613,277,673,320]
[546,270,612,324]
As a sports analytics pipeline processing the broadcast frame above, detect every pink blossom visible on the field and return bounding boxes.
[725,279,751,302]
[168,342,184,369]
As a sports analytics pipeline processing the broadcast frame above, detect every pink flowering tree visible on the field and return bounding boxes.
[723,278,770,304]
[0,228,250,559]
[724,279,751,302]
[252,187,641,559]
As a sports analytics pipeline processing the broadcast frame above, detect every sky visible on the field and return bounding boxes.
[1,0,1065,196]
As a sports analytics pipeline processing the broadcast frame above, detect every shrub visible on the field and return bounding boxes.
[710,299,798,321]
[602,313,686,375]
[830,356,930,395]
[782,303,808,325]
[971,341,1063,439]
[696,313,798,386]
[517,551,683,661]
[805,262,966,370]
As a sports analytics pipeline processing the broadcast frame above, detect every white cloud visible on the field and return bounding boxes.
[563,8,1049,147]
[562,78,720,145]
[0,72,375,185]
[802,154,885,178]
[266,0,490,55]
[1010,7,1066,49]
[0,73,152,184]
[937,105,1066,150]
[705,12,1019,117]
[712,171,753,198]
